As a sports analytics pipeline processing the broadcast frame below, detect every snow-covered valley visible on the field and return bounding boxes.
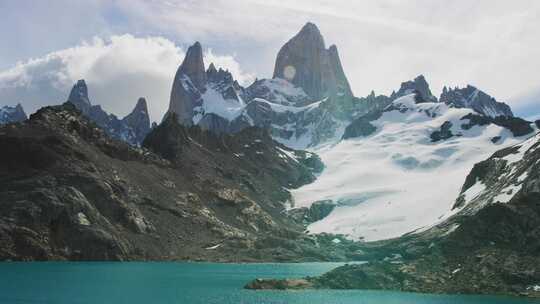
[291,94,530,241]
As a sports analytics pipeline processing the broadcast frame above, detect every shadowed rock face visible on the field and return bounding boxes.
[166,42,248,128]
[0,103,27,124]
[178,42,207,91]
[162,24,388,147]
[440,85,513,118]
[122,98,151,144]
[391,75,437,103]
[273,22,353,100]
[168,42,207,125]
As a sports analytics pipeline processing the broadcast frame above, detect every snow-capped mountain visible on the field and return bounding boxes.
[0,103,27,124]
[67,80,151,146]
[440,85,513,118]
[165,23,389,148]
[291,93,536,241]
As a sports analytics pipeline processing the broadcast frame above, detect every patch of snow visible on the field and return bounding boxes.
[257,78,309,105]
[277,147,299,163]
[331,238,341,244]
[77,212,91,226]
[205,243,222,250]
[197,87,245,122]
[252,97,323,114]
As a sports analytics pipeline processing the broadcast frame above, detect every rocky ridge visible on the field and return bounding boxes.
[67,80,151,146]
[440,85,513,118]
[0,102,361,261]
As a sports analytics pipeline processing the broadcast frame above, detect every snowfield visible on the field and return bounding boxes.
[291,94,526,241]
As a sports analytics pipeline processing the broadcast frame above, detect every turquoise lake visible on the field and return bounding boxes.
[0,262,537,304]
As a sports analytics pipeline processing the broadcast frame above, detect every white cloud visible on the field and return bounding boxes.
[0,34,254,122]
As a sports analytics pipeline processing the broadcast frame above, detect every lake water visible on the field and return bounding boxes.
[0,262,536,304]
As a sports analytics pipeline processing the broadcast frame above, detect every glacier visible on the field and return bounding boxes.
[291,94,531,241]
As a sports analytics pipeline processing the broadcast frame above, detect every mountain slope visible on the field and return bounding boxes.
[291,94,535,241]
[0,102,361,261]
[246,132,540,297]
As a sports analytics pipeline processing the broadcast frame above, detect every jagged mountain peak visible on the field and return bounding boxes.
[440,84,513,118]
[301,21,320,32]
[67,79,92,114]
[168,41,212,125]
[142,112,191,160]
[295,22,325,46]
[14,103,24,111]
[273,23,352,100]
[392,74,437,103]
[207,62,218,76]
[178,41,207,90]
[133,97,148,113]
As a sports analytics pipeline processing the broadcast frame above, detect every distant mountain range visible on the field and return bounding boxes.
[66,79,151,146]
[164,23,518,149]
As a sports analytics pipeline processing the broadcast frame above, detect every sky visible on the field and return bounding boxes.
[0,0,539,122]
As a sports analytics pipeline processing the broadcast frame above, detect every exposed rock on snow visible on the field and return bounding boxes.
[440,85,513,118]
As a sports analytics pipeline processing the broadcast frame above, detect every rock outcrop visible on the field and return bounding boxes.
[273,22,353,100]
[0,103,27,124]
[67,79,151,146]
[440,85,513,118]
[391,75,437,103]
